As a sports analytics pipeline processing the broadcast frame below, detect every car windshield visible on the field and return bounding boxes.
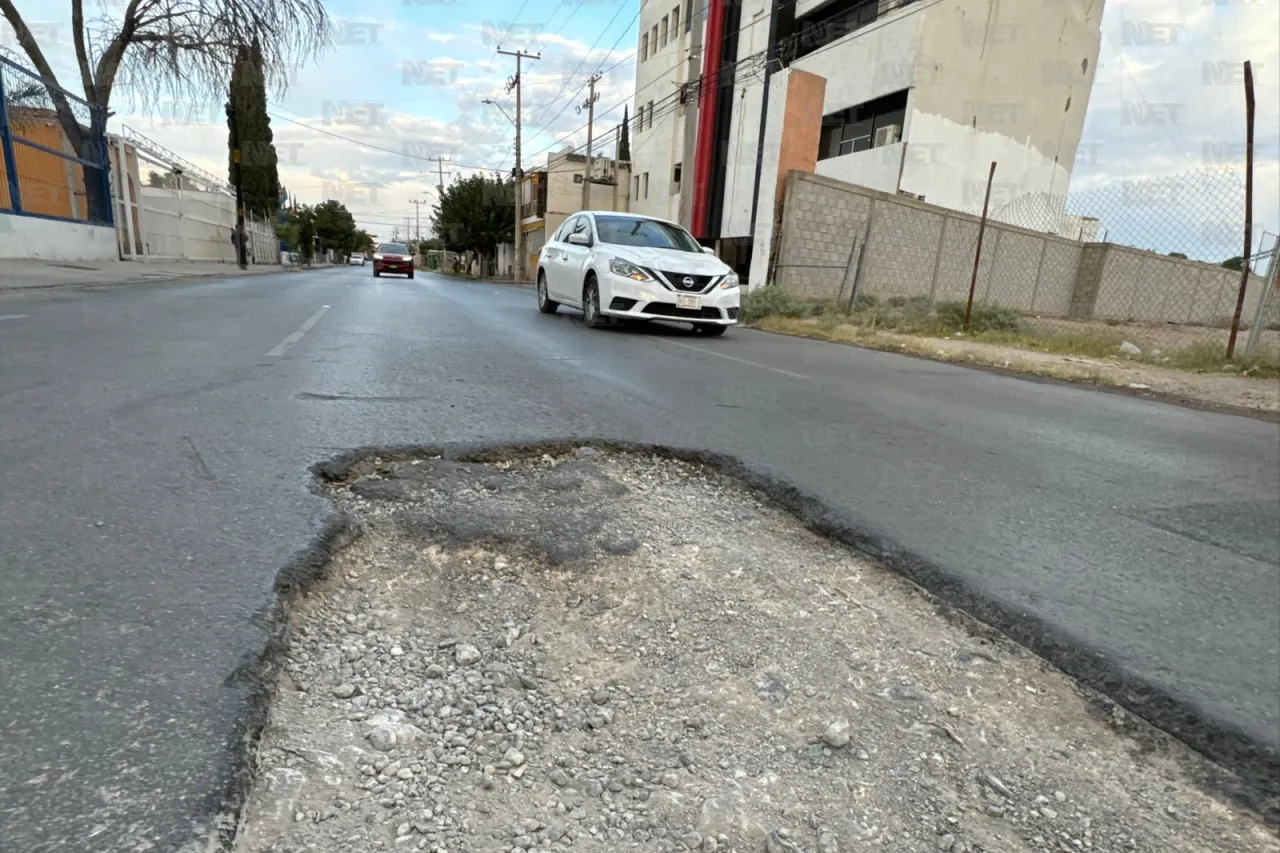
[379,244,408,255]
[594,216,702,252]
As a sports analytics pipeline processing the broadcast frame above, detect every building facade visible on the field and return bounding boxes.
[630,0,1106,284]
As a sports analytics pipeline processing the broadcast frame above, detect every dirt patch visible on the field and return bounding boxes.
[753,317,1280,416]
[234,450,1278,853]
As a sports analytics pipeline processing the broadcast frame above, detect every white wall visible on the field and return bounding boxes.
[791,4,923,115]
[720,0,772,238]
[630,0,700,222]
[814,140,906,193]
[899,0,1102,223]
[0,213,118,261]
[747,69,796,289]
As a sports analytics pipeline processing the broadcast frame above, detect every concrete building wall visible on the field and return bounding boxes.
[899,0,1103,224]
[720,0,773,238]
[772,170,1268,329]
[629,0,701,223]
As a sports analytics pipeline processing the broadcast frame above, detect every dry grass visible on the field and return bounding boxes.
[739,288,1280,381]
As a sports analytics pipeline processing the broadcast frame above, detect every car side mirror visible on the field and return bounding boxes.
[568,232,590,246]
[702,246,716,255]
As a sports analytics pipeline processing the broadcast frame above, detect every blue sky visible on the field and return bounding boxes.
[2,0,1276,250]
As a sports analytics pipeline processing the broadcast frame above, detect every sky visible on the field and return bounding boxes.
[2,0,1277,253]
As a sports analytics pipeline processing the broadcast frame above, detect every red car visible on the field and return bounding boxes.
[373,242,414,278]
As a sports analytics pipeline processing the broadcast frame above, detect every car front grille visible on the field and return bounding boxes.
[660,271,717,293]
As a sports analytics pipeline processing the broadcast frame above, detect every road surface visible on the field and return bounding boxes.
[1,266,1276,851]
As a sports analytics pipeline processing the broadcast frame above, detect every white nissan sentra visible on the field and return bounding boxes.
[535,211,740,336]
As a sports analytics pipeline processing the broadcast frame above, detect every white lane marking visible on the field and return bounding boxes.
[658,338,808,379]
[0,314,28,321]
[267,305,330,357]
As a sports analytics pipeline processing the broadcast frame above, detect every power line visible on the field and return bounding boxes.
[527,6,637,134]
[522,7,637,153]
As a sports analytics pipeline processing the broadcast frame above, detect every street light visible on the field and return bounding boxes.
[481,98,515,127]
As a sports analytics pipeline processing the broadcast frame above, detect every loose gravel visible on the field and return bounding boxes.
[233,449,1279,853]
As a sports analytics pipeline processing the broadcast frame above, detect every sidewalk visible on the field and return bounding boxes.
[0,258,334,293]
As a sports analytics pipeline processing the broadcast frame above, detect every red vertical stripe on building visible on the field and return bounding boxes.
[690,0,725,240]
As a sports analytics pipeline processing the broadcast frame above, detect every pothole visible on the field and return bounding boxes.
[232,448,1277,853]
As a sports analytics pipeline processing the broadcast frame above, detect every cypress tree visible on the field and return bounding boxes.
[227,42,280,219]
[618,105,631,162]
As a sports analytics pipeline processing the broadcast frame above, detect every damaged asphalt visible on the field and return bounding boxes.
[0,267,1277,851]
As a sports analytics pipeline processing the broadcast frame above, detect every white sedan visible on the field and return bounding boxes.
[535,211,740,335]
[347,253,367,266]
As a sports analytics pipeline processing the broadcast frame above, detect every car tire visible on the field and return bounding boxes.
[697,323,728,336]
[582,276,605,329]
[374,269,381,277]
[537,271,559,314]
[408,270,414,279]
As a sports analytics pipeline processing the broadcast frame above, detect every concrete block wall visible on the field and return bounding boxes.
[773,170,1269,329]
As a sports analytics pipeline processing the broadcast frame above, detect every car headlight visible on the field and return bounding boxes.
[373,254,384,260]
[719,271,740,289]
[609,258,651,281]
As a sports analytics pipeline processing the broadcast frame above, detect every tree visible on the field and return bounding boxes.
[227,41,280,219]
[0,0,328,224]
[618,105,630,162]
[430,174,513,271]
[312,199,359,253]
[1222,256,1244,271]
[1167,252,1187,260]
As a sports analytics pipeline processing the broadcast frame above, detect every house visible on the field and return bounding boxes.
[630,0,1105,284]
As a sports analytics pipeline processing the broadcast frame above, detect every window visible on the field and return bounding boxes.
[647,100,654,129]
[633,175,640,199]
[651,25,658,54]
[595,215,702,252]
[672,162,682,191]
[574,216,593,242]
[684,0,693,32]
[642,172,649,199]
[672,6,680,35]
[641,32,648,61]
[660,16,669,47]
[787,0,922,64]
[818,89,908,161]
[555,217,577,242]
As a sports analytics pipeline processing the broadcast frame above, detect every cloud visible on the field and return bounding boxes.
[425,31,458,44]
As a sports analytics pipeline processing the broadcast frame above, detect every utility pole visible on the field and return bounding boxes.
[428,156,449,193]
[612,124,620,212]
[578,72,602,210]
[500,48,539,282]
[228,94,247,269]
[410,197,428,242]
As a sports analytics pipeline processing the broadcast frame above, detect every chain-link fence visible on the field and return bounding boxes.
[771,167,1279,367]
[0,54,113,226]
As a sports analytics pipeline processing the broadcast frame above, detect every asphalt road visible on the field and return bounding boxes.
[1,266,1277,851]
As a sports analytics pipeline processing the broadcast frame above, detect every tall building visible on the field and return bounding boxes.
[629,0,1106,283]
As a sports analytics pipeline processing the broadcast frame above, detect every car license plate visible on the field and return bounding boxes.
[676,295,700,310]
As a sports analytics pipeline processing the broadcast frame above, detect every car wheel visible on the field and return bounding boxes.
[408,270,414,279]
[697,323,728,336]
[582,276,605,329]
[374,269,381,277]
[537,271,559,314]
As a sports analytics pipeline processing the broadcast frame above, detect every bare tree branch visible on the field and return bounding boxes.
[71,0,97,101]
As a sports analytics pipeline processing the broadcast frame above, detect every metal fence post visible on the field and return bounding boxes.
[0,71,24,214]
[1243,233,1279,357]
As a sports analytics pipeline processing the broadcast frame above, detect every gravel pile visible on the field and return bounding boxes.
[233,450,1278,853]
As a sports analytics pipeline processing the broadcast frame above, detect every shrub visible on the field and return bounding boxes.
[933,301,1024,333]
[739,285,814,323]
[851,293,879,311]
